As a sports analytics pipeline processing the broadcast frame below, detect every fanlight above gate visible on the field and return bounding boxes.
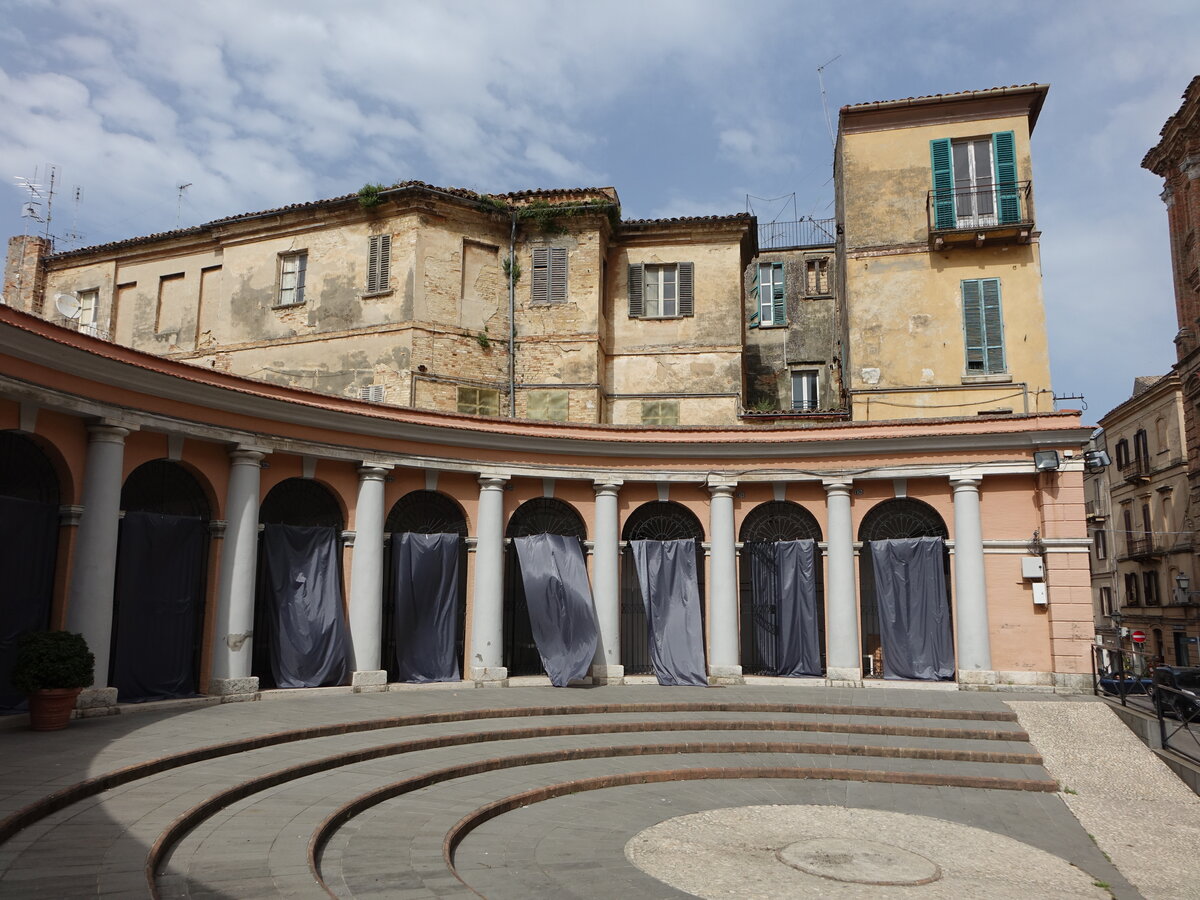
[622,501,704,542]
[121,459,210,519]
[259,478,343,528]
[858,498,947,542]
[739,500,821,543]
[386,490,467,536]
[506,497,587,539]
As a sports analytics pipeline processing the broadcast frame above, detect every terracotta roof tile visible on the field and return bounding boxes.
[841,83,1047,112]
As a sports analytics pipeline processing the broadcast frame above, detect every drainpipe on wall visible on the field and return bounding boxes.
[508,211,517,417]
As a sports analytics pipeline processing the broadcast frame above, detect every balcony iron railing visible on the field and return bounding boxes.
[1119,456,1152,483]
[758,218,836,250]
[927,181,1033,242]
[52,317,110,341]
[1123,537,1165,560]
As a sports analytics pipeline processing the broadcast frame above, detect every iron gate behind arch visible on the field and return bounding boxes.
[122,459,211,518]
[0,431,60,504]
[857,498,951,679]
[254,478,345,688]
[382,491,468,681]
[504,498,588,676]
[738,501,825,676]
[621,501,706,675]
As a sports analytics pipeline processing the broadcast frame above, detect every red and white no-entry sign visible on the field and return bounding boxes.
[1131,630,1147,644]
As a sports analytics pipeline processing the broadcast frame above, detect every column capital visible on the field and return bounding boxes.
[478,474,510,490]
[229,445,269,464]
[708,481,737,498]
[209,519,227,538]
[950,474,983,490]
[59,504,84,526]
[823,478,854,494]
[593,478,623,496]
[86,423,131,444]
[358,464,391,481]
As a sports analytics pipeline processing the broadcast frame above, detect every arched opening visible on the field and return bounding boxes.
[738,501,824,676]
[504,498,587,676]
[111,460,211,701]
[0,432,61,711]
[255,478,349,689]
[620,501,705,675]
[858,498,952,680]
[383,491,468,682]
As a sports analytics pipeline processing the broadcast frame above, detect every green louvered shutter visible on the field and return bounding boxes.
[771,262,785,324]
[628,263,644,317]
[678,262,694,316]
[749,265,760,328]
[962,279,985,372]
[930,138,956,229]
[993,131,1020,224]
[981,278,1005,373]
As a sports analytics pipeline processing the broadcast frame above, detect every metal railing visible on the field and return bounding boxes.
[1119,456,1152,481]
[758,218,836,250]
[52,316,110,341]
[927,181,1033,232]
[1157,682,1200,764]
[1123,537,1164,559]
[1093,644,1200,765]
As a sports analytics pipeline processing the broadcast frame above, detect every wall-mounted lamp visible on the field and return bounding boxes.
[1084,449,1111,471]
[1033,450,1061,472]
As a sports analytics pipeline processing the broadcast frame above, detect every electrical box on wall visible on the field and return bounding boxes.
[1032,582,1048,606]
[1021,556,1045,580]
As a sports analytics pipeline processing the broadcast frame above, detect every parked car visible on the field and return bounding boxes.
[1151,666,1200,719]
[1097,671,1155,698]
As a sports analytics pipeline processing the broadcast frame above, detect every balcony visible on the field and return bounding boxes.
[51,316,110,341]
[927,182,1034,249]
[757,218,836,251]
[1085,500,1106,522]
[1122,537,1165,561]
[1119,456,1152,484]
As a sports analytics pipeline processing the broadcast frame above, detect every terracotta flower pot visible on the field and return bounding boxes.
[28,687,83,731]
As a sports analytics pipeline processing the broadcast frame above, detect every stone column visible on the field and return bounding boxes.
[824,479,861,682]
[209,447,266,698]
[65,423,130,704]
[591,480,623,684]
[952,476,993,680]
[348,464,390,692]
[470,474,508,683]
[707,481,742,683]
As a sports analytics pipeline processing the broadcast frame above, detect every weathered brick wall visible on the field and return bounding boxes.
[3,236,51,313]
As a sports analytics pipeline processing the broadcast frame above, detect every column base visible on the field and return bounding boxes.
[708,665,744,685]
[470,666,509,687]
[209,676,259,702]
[351,670,388,693]
[957,670,1057,692]
[1052,672,1092,695]
[825,666,863,686]
[76,687,119,718]
[590,664,624,685]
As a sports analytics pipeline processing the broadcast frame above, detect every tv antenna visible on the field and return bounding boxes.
[61,185,85,248]
[816,55,841,149]
[176,182,192,227]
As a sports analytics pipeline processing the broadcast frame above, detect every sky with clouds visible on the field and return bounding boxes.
[1,0,1196,422]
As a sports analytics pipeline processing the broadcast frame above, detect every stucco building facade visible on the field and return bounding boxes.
[0,84,1096,713]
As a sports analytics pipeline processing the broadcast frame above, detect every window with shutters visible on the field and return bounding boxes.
[930,132,1020,230]
[527,389,568,421]
[791,370,819,411]
[359,384,385,403]
[1094,529,1107,560]
[961,278,1005,375]
[627,262,694,318]
[456,386,500,416]
[366,234,392,294]
[530,247,568,304]
[1115,439,1130,470]
[77,288,98,326]
[1144,570,1161,606]
[641,400,679,425]
[1100,586,1113,617]
[756,262,785,326]
[804,257,829,295]
[276,252,307,307]
[1125,571,1140,605]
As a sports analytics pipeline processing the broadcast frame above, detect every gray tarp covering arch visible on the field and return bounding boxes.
[391,532,461,683]
[0,496,57,711]
[749,539,822,677]
[871,536,955,681]
[261,524,350,688]
[631,539,707,686]
[513,534,598,687]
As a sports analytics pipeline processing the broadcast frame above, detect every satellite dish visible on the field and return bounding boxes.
[54,292,81,319]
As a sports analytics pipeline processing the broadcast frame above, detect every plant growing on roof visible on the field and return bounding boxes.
[357,183,386,210]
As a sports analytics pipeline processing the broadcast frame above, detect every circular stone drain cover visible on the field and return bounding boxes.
[778,837,941,886]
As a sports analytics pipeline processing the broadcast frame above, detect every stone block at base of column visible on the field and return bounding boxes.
[1053,672,1092,694]
[208,676,259,702]
[707,665,744,686]
[76,687,119,718]
[590,664,624,685]
[958,670,1056,692]
[957,668,998,686]
[825,666,863,686]
[351,670,388,693]
[470,666,508,687]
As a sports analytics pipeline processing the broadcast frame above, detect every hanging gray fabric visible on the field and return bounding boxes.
[513,534,598,687]
[771,540,822,677]
[871,536,954,681]
[631,539,707,686]
[392,532,461,683]
[0,496,57,711]
[261,524,350,688]
[111,511,206,701]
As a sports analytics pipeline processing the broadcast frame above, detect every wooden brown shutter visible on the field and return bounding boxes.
[550,247,567,302]
[628,263,643,317]
[678,262,694,316]
[531,248,549,303]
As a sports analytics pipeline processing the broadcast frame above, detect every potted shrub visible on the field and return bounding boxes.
[12,631,95,731]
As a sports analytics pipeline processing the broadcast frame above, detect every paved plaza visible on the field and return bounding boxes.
[0,683,1197,898]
